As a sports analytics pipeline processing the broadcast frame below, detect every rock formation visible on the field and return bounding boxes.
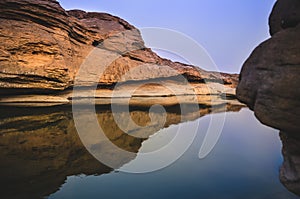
[237,0,300,134]
[0,0,237,96]
[237,0,300,196]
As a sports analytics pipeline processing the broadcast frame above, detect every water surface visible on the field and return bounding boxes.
[0,105,298,199]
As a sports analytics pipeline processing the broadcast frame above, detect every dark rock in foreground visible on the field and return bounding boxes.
[237,0,300,196]
[237,0,300,134]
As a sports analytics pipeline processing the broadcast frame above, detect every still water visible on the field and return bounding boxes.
[0,104,298,199]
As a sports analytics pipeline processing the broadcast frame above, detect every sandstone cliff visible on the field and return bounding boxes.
[0,0,237,95]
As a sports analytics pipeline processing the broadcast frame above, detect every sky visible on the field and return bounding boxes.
[58,0,276,73]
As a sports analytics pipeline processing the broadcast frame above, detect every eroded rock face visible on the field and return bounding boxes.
[0,0,94,90]
[236,0,300,134]
[269,0,300,36]
[0,0,237,93]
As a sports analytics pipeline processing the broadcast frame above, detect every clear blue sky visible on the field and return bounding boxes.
[58,0,276,73]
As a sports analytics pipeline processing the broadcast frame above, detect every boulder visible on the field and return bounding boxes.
[237,0,300,134]
[237,0,300,196]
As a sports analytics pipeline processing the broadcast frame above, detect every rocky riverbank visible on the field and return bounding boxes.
[0,0,240,107]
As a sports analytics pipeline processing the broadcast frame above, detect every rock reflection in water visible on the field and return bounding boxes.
[280,132,300,196]
[0,103,243,199]
[0,107,111,199]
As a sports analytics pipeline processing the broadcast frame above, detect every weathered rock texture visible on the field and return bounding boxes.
[0,0,90,90]
[269,0,300,36]
[237,0,300,196]
[237,0,300,134]
[0,0,237,93]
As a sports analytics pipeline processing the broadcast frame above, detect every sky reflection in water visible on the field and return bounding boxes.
[49,108,298,199]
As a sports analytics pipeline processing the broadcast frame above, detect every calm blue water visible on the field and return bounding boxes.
[48,108,299,199]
